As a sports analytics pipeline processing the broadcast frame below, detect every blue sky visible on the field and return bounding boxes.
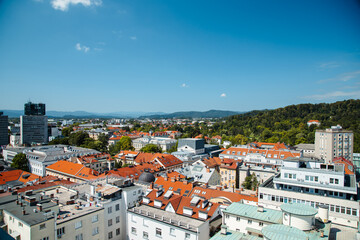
[0,0,360,113]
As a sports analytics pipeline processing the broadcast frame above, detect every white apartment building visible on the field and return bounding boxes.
[71,176,144,240]
[315,125,354,163]
[132,137,177,152]
[127,189,222,240]
[3,145,99,176]
[258,157,359,228]
[0,186,104,240]
[211,202,330,240]
[220,143,301,167]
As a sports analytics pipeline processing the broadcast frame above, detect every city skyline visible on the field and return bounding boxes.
[1,0,360,113]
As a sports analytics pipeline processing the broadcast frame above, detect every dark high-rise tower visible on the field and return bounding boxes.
[20,102,48,145]
[24,102,46,116]
[0,112,9,146]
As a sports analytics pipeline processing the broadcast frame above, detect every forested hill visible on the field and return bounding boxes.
[211,99,360,152]
[140,110,240,119]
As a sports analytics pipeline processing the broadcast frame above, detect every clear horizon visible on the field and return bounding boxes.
[1,0,360,113]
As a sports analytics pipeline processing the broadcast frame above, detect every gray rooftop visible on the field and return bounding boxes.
[128,204,205,231]
[0,193,58,226]
[223,202,282,224]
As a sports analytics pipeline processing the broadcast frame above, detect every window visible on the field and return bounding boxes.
[259,222,263,226]
[131,227,137,235]
[352,209,357,216]
[116,216,120,223]
[248,220,252,224]
[115,204,120,211]
[92,227,99,236]
[236,217,240,221]
[335,179,339,184]
[226,214,229,219]
[336,206,340,213]
[75,221,82,229]
[40,224,46,230]
[330,178,334,184]
[133,191,136,196]
[18,222,23,227]
[143,231,149,239]
[170,228,175,235]
[108,219,113,226]
[116,228,120,236]
[156,228,162,237]
[92,215,98,223]
[108,207,112,214]
[75,234,83,240]
[57,227,65,237]
[41,237,49,240]
[185,233,191,239]
[108,231,113,239]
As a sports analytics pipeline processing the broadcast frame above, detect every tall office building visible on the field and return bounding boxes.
[0,112,9,146]
[315,125,353,163]
[20,102,48,145]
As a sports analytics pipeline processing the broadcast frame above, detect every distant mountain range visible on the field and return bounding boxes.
[0,109,240,119]
[139,110,242,119]
[0,110,165,118]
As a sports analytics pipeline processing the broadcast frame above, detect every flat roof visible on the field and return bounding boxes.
[128,204,204,230]
[280,203,317,216]
[223,202,282,224]
[261,224,308,240]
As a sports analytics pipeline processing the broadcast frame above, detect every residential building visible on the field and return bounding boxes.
[307,120,321,127]
[74,153,114,173]
[177,160,221,186]
[10,134,20,147]
[315,125,354,162]
[219,159,238,189]
[71,177,143,240]
[238,164,277,188]
[3,145,99,177]
[127,188,222,240]
[294,143,315,158]
[0,112,8,146]
[212,202,330,240]
[132,137,177,152]
[20,102,48,145]
[258,157,359,228]
[220,142,301,167]
[46,160,99,183]
[0,169,40,193]
[0,185,104,240]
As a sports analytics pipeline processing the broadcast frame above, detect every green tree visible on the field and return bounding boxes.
[118,136,133,150]
[140,144,162,153]
[11,153,29,171]
[168,142,178,153]
[62,127,73,137]
[114,160,122,168]
[242,173,258,190]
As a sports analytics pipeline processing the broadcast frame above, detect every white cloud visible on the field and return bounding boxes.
[181,83,189,88]
[130,36,137,40]
[51,0,102,11]
[319,70,360,83]
[75,43,90,53]
[318,62,340,70]
[303,90,360,100]
[220,93,227,98]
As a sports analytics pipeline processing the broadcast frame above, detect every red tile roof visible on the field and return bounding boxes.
[46,160,98,180]
[154,176,193,196]
[333,157,355,175]
[222,146,300,160]
[153,154,183,168]
[189,186,258,203]
[0,170,39,185]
